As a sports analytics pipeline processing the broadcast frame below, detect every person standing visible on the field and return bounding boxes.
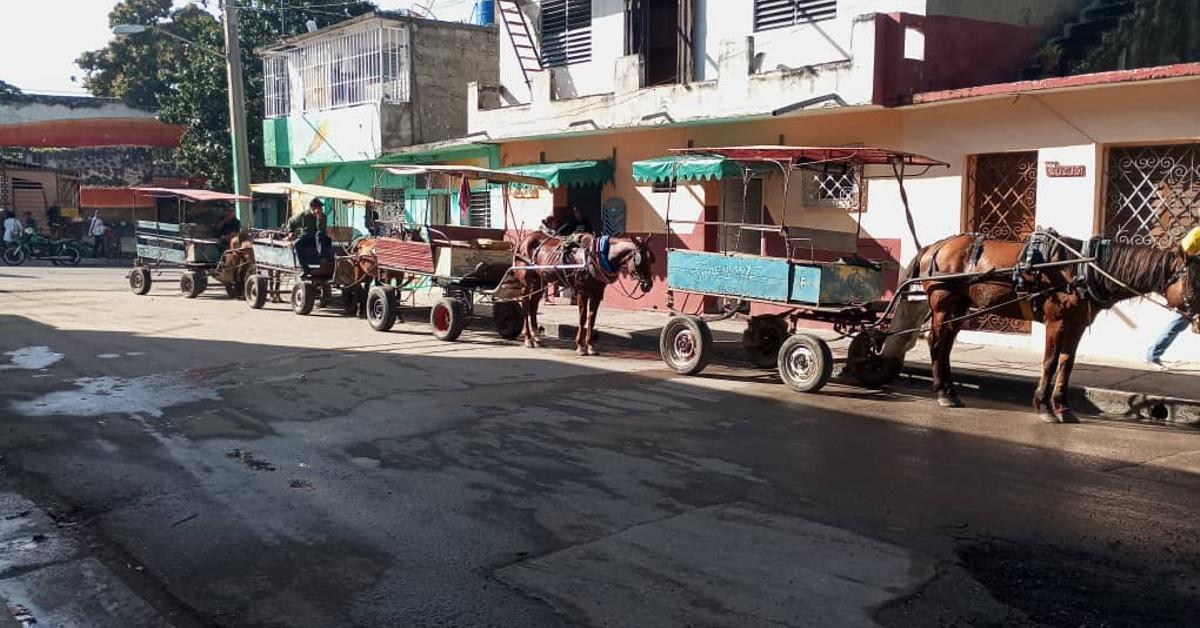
[2,211,19,245]
[89,214,107,258]
[1146,225,1200,370]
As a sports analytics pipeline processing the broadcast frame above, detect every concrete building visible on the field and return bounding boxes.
[0,93,185,241]
[400,0,1200,364]
[257,11,500,231]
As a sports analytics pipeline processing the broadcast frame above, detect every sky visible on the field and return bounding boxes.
[0,0,476,95]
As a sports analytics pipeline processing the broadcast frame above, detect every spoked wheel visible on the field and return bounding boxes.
[493,301,523,340]
[180,271,203,298]
[292,281,316,315]
[742,317,789,368]
[777,334,833,394]
[246,274,268,309]
[130,266,152,295]
[366,285,398,331]
[430,297,466,341]
[659,315,713,376]
[846,329,903,387]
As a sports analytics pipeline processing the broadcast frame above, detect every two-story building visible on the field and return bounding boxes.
[257,11,500,231]
[403,0,1200,364]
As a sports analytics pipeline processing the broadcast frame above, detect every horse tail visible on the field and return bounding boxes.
[881,249,930,361]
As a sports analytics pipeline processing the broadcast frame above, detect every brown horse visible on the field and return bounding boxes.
[512,231,655,354]
[881,231,1199,423]
[335,236,416,318]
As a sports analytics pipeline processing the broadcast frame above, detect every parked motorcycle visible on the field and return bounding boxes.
[3,228,83,266]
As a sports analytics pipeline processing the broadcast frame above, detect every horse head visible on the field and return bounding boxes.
[628,235,655,293]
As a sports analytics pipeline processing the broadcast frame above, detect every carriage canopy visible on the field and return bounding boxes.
[374,164,550,188]
[131,187,252,203]
[250,182,378,204]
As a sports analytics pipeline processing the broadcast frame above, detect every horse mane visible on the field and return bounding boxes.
[1093,241,1183,298]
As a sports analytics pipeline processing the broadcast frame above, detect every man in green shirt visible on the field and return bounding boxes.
[289,197,332,275]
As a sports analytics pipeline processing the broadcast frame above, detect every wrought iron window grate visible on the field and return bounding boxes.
[802,165,861,210]
[262,25,409,117]
[1104,144,1200,248]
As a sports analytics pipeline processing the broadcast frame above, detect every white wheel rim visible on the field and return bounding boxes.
[785,344,817,383]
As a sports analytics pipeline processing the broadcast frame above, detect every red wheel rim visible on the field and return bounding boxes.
[433,304,450,332]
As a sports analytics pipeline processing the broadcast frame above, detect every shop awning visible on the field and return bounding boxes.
[499,160,613,189]
[251,182,378,204]
[631,155,742,183]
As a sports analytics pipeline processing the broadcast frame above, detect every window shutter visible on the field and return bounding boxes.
[754,0,837,32]
[542,0,592,67]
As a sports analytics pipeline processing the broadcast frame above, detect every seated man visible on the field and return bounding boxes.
[288,198,333,275]
[214,206,241,250]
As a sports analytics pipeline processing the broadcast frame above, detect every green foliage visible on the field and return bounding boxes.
[1074,0,1200,74]
[77,0,377,190]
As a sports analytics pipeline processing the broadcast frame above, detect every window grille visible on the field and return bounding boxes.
[1105,144,1200,248]
[373,187,407,226]
[541,0,592,67]
[467,189,491,227]
[802,165,861,210]
[754,0,837,32]
[262,25,409,117]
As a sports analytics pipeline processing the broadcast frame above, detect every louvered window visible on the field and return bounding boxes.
[754,0,837,32]
[468,190,492,227]
[541,0,592,67]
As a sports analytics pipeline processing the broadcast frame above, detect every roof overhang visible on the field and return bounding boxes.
[0,118,184,148]
[375,164,549,187]
[251,182,378,203]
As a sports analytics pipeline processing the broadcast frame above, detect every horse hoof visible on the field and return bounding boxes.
[936,395,964,408]
[576,347,587,356]
[1038,410,1062,424]
[1057,410,1080,424]
[586,347,599,356]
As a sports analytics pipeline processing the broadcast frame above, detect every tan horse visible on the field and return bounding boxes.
[511,231,655,355]
[882,232,1199,422]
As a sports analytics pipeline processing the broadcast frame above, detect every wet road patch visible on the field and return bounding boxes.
[0,346,62,371]
[10,372,220,418]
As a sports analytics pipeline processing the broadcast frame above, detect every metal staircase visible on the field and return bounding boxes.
[496,0,544,87]
[1020,0,1140,78]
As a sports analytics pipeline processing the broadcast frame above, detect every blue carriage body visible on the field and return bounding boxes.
[666,249,883,306]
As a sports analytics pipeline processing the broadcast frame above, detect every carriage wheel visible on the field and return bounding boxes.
[130,267,152,295]
[180,271,204,299]
[430,297,466,342]
[777,334,833,393]
[493,301,523,340]
[660,315,713,376]
[246,274,268,309]
[742,317,789,369]
[367,285,398,332]
[3,246,27,266]
[292,281,316,315]
[846,329,903,388]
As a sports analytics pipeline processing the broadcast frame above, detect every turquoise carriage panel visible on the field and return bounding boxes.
[668,250,883,305]
[251,240,301,271]
[667,250,793,302]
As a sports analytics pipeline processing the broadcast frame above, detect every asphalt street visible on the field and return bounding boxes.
[1,266,1199,627]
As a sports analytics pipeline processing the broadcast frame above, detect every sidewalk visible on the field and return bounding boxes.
[479,300,1200,425]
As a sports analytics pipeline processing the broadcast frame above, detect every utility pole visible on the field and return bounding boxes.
[223,0,253,225]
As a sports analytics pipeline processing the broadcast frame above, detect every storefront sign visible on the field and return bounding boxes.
[1045,161,1086,178]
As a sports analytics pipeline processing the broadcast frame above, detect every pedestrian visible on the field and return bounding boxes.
[1145,225,1200,370]
[2,211,19,245]
[89,214,107,258]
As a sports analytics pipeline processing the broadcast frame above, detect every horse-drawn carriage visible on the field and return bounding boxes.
[654,146,949,393]
[127,188,254,298]
[350,165,550,341]
[243,183,379,315]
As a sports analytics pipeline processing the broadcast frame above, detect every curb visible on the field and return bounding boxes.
[540,321,1200,426]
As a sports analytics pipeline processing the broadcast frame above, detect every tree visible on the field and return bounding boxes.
[77,0,376,190]
[0,80,21,95]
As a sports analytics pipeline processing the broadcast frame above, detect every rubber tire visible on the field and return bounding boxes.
[62,247,82,266]
[246,274,268,309]
[180,271,203,298]
[430,297,466,342]
[493,301,523,340]
[742,317,789,369]
[130,267,152,295]
[292,281,316,316]
[659,315,713,376]
[3,246,26,266]
[846,330,903,388]
[777,334,833,394]
[366,285,398,332]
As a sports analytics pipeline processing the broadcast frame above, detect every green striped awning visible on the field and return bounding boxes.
[500,160,613,189]
[631,155,741,183]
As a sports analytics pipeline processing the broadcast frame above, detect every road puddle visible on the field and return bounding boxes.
[12,372,220,418]
[0,346,63,371]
